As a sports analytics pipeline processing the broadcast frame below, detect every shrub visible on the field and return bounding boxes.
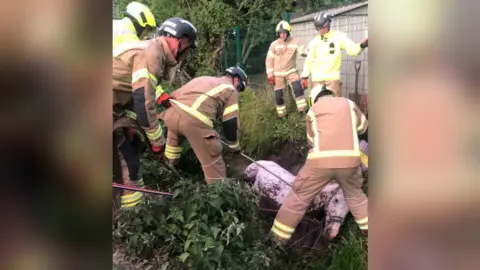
[239,86,309,159]
[113,179,284,270]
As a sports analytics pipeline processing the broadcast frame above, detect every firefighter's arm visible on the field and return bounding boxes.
[351,101,368,135]
[131,52,165,148]
[145,41,169,104]
[265,42,276,78]
[301,40,316,78]
[306,109,315,148]
[341,33,365,56]
[222,90,241,152]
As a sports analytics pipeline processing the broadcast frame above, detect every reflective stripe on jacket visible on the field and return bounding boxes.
[169,76,240,148]
[112,37,178,147]
[265,37,305,78]
[301,30,364,81]
[306,96,367,168]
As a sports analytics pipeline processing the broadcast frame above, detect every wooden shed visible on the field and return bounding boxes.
[291,1,368,109]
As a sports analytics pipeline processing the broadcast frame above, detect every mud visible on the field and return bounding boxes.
[265,143,307,174]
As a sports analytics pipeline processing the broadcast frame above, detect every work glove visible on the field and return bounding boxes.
[301,78,309,89]
[267,76,275,85]
[151,145,164,160]
[360,38,368,49]
[156,93,172,108]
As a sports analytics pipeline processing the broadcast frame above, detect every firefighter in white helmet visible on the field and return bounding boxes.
[271,84,369,244]
[301,12,368,97]
[265,20,307,118]
[113,1,157,49]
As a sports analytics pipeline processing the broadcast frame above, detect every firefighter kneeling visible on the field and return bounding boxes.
[270,85,369,244]
[159,67,248,184]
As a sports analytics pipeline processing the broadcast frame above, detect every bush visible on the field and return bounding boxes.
[239,86,309,159]
[114,179,286,270]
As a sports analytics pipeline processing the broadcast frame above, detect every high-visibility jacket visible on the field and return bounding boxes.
[301,30,364,81]
[306,96,368,168]
[169,76,241,149]
[265,37,305,78]
[113,18,139,51]
[112,37,179,148]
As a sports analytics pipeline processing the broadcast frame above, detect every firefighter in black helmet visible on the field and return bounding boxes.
[301,12,368,97]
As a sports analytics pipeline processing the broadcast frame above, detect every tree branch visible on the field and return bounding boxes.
[238,0,265,18]
[242,26,251,56]
[242,38,258,64]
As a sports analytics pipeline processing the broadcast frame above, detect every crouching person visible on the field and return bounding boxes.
[270,85,369,244]
[158,67,248,184]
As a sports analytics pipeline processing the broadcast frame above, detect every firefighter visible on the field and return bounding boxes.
[270,85,369,243]
[265,20,308,118]
[112,17,198,209]
[113,1,157,49]
[158,67,248,184]
[301,12,368,97]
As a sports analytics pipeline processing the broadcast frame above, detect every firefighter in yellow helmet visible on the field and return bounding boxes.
[301,12,368,97]
[113,1,157,49]
[270,84,369,244]
[265,20,308,118]
[112,18,198,210]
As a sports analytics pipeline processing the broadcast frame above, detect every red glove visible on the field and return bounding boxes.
[301,78,308,89]
[267,76,275,85]
[156,93,172,108]
[151,145,163,159]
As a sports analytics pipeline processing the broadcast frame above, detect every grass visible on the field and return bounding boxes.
[113,84,368,270]
[239,85,309,159]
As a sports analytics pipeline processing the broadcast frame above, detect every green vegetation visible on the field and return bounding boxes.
[113,86,367,270]
[239,85,308,159]
[113,1,368,269]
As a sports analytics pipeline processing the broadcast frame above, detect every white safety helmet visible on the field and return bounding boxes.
[308,84,334,107]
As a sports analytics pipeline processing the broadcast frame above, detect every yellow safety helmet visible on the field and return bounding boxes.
[125,1,156,29]
[276,20,291,33]
[308,84,333,107]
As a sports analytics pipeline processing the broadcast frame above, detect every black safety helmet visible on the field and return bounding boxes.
[313,12,333,30]
[157,17,198,48]
[225,66,248,92]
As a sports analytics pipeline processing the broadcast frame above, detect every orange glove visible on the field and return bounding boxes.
[156,93,172,108]
[301,78,308,89]
[267,76,275,85]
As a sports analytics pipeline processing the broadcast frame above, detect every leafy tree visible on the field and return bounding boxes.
[116,0,294,76]
[294,0,365,16]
